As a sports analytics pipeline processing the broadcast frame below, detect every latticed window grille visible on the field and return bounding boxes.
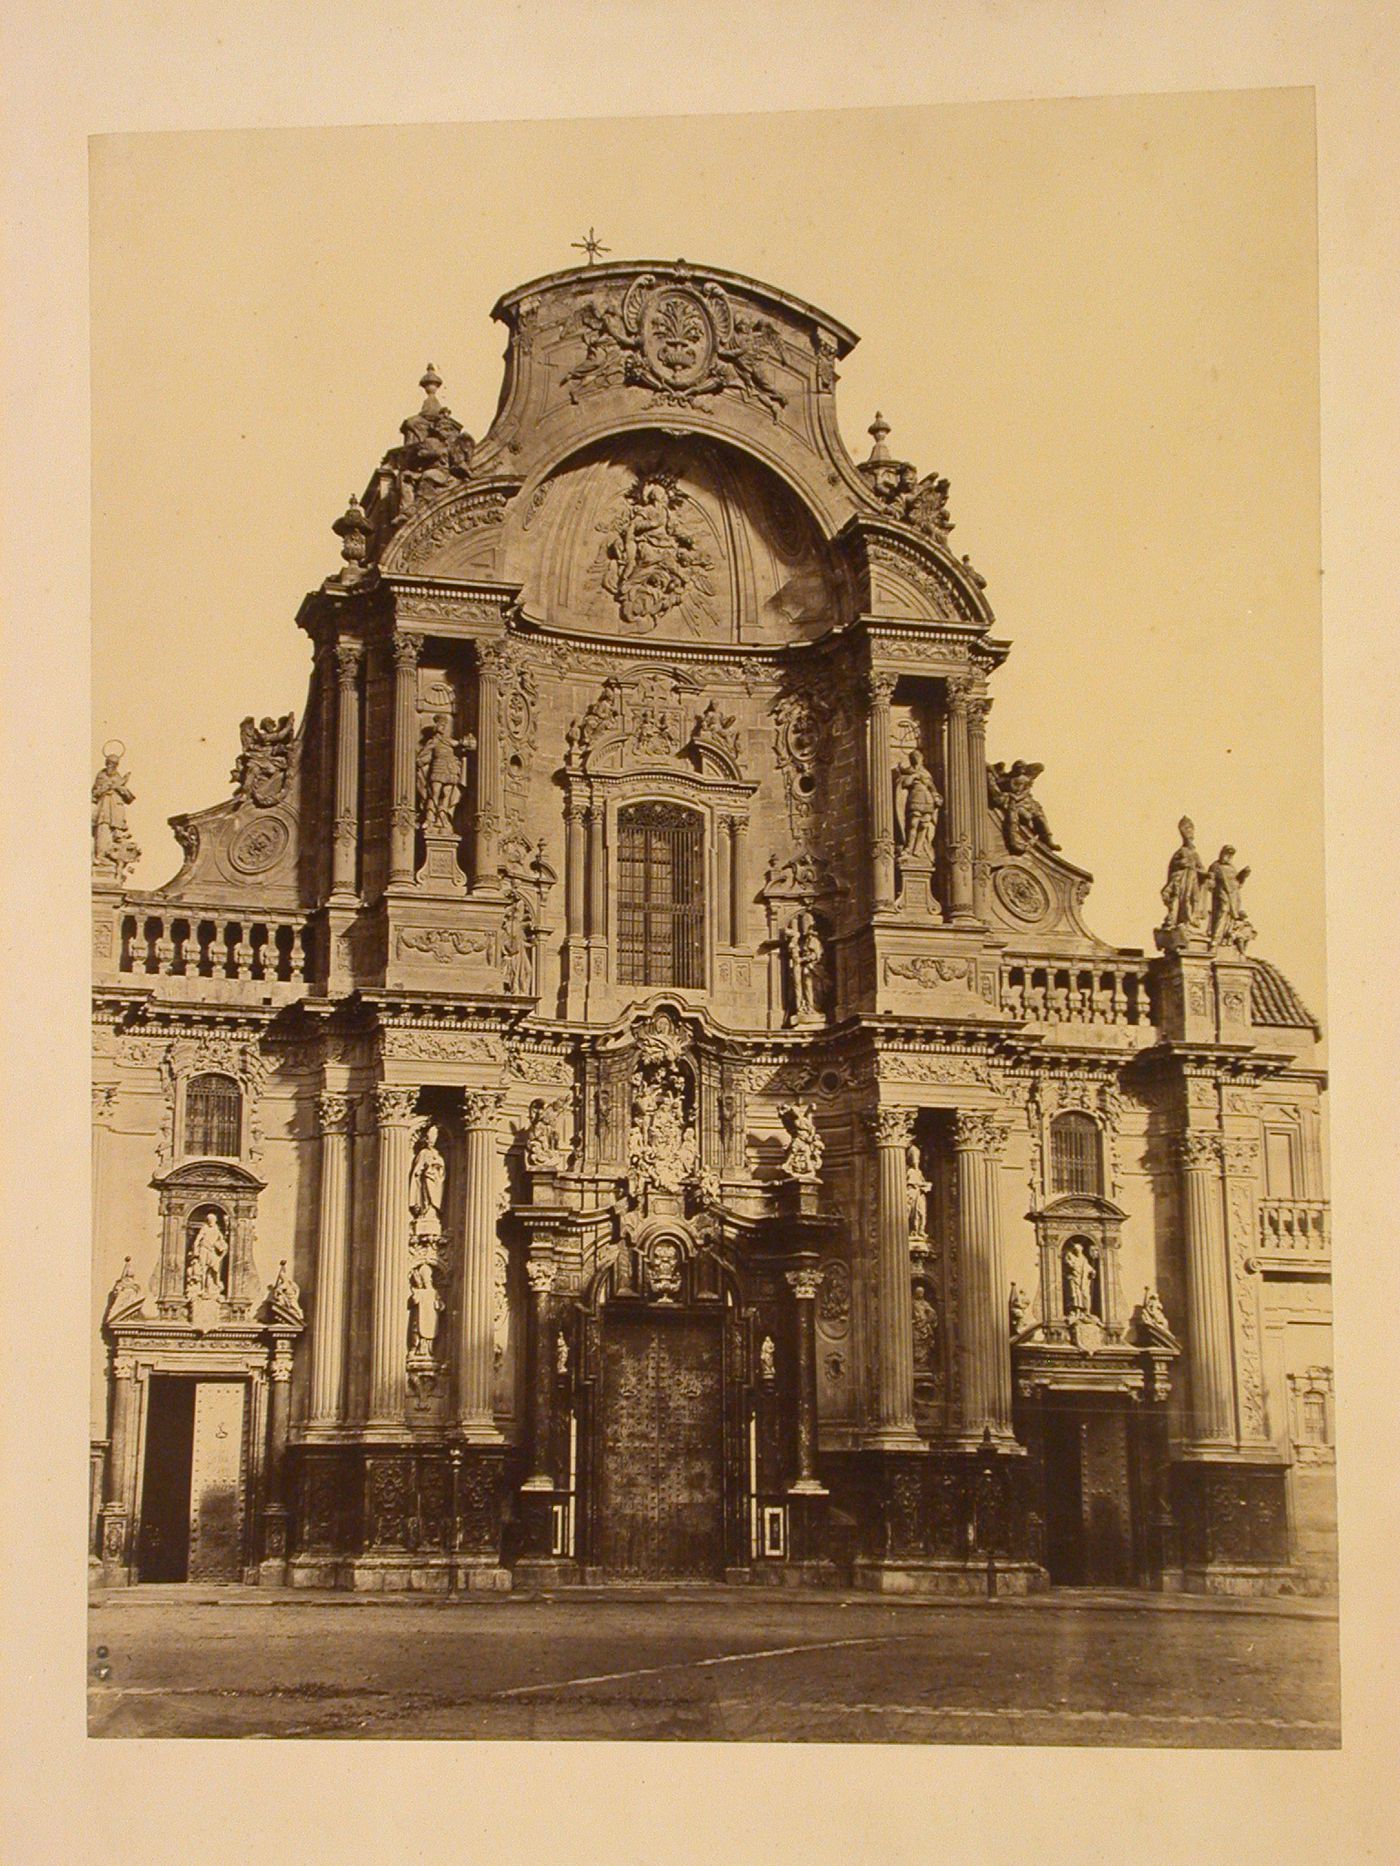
[616,802,705,988]
[1050,1111,1103,1196]
[184,1073,242,1158]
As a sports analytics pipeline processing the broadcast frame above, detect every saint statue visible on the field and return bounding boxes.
[91,748,141,882]
[1160,817,1207,931]
[1063,1239,1097,1319]
[777,1102,824,1181]
[759,1335,777,1382]
[1139,1288,1174,1338]
[500,891,533,995]
[1206,845,1255,952]
[522,1097,569,1172]
[408,1122,446,1243]
[912,1288,939,1374]
[407,1260,443,1357]
[782,911,828,1024]
[415,714,475,834]
[1008,1282,1033,1335]
[185,1210,229,1301]
[268,1260,303,1326]
[894,749,941,860]
[905,1139,931,1238]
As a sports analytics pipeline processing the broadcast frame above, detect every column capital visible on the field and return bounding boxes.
[951,1109,1009,1158]
[945,674,975,713]
[111,1353,136,1382]
[316,1091,356,1136]
[334,639,364,684]
[92,1084,119,1124]
[785,1266,823,1302]
[525,1257,557,1296]
[373,1085,421,1129]
[270,1344,294,1383]
[967,694,992,728]
[390,629,424,670]
[1177,1130,1223,1171]
[865,1106,916,1148]
[462,1088,505,1131]
[862,671,899,710]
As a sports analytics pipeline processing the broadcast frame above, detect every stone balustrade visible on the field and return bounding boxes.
[1000,960,1150,1027]
[1257,1198,1330,1265]
[110,907,311,984]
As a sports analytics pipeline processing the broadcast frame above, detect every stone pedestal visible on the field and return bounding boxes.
[895,853,938,921]
[1173,1456,1291,1593]
[416,828,466,893]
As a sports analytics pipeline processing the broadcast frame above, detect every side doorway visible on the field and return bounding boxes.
[1041,1393,1134,1588]
[136,1377,248,1583]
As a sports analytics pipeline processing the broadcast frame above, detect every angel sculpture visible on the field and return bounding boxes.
[987,760,1059,854]
[717,311,788,417]
[1206,846,1255,953]
[231,713,295,807]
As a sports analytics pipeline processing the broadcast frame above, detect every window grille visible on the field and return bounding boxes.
[1050,1111,1102,1196]
[616,803,705,988]
[184,1073,242,1158]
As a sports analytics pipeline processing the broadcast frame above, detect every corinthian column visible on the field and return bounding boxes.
[330,640,363,901]
[307,1093,355,1429]
[456,1090,505,1442]
[943,678,976,923]
[388,631,423,886]
[865,674,898,911]
[523,1255,557,1488]
[952,1111,1016,1446]
[786,1262,826,1491]
[1178,1132,1237,1447]
[966,691,992,922]
[864,1108,923,1449]
[366,1085,419,1430]
[473,644,503,887]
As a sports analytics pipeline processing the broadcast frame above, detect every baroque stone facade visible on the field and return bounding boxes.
[91,258,1333,1595]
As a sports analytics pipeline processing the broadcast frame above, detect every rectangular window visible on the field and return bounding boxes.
[616,803,705,988]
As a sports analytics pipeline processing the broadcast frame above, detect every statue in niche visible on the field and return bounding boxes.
[988,761,1060,854]
[268,1260,303,1326]
[759,1335,777,1382]
[782,910,829,1025]
[627,1061,697,1198]
[408,1259,443,1359]
[184,1210,229,1301]
[416,714,475,834]
[408,1123,446,1243]
[598,473,715,634]
[91,745,141,883]
[1063,1239,1097,1320]
[231,714,295,808]
[905,1140,931,1238]
[912,1287,940,1375]
[1159,816,1208,932]
[1009,1282,1033,1335]
[556,1331,570,1376]
[893,749,941,861]
[777,1102,824,1181]
[522,1096,571,1172]
[500,890,533,995]
[1206,845,1255,953]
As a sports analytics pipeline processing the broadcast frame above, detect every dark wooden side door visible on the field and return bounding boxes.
[1042,1398,1134,1587]
[137,1376,196,1581]
[594,1310,725,1579]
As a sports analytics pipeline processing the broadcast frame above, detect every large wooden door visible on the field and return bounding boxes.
[1042,1399,1133,1587]
[187,1380,247,1582]
[593,1311,725,1579]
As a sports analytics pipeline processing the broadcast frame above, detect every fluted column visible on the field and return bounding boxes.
[715,817,733,946]
[943,678,976,922]
[260,1339,294,1575]
[473,645,503,886]
[865,1109,923,1448]
[1179,1132,1237,1447]
[100,1353,136,1579]
[366,1086,419,1429]
[729,815,748,947]
[865,673,898,910]
[307,1092,355,1428]
[388,631,423,886]
[967,691,992,922]
[457,1090,505,1442]
[565,801,586,937]
[786,1262,826,1491]
[586,806,606,939]
[523,1255,557,1488]
[330,640,363,900]
[952,1111,1016,1446]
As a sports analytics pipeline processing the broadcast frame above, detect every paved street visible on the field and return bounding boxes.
[87,1587,1340,1744]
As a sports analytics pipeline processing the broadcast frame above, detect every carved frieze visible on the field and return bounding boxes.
[394,927,496,966]
[380,1028,507,1064]
[882,955,973,988]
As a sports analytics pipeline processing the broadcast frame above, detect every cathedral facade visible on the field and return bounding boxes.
[91,260,1334,1595]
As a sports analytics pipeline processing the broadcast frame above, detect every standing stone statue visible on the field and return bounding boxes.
[91,744,141,883]
[911,1287,939,1375]
[500,891,533,995]
[1063,1240,1096,1319]
[407,1259,443,1358]
[893,749,941,860]
[1206,845,1255,952]
[408,1122,446,1243]
[415,714,476,834]
[1008,1282,1033,1335]
[1160,816,1208,932]
[783,910,828,1024]
[904,1139,931,1238]
[185,1210,229,1300]
[777,1102,824,1181]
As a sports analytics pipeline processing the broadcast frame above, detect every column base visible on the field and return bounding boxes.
[453,1419,506,1447]
[861,1426,929,1453]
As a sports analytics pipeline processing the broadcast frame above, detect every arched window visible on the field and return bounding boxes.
[183,1073,242,1158]
[616,803,705,988]
[1050,1111,1102,1196]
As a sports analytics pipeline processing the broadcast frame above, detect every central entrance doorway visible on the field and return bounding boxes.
[1042,1395,1134,1587]
[592,1307,726,1580]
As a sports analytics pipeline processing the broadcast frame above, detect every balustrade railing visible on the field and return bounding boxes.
[107,907,312,984]
[1258,1198,1330,1263]
[1000,961,1150,1027]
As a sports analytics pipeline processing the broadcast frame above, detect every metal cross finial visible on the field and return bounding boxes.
[572,227,610,266]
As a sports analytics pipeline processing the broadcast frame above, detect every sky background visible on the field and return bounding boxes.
[89,93,1323,1012]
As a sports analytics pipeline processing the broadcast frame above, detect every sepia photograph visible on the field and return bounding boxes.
[79,91,1346,1747]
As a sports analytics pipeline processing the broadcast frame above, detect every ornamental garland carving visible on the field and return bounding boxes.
[883,955,972,988]
[395,927,496,965]
[817,1259,851,1336]
[771,680,845,838]
[558,274,789,416]
[872,1051,994,1088]
[1226,1174,1267,1437]
[380,1028,507,1064]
